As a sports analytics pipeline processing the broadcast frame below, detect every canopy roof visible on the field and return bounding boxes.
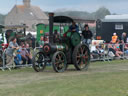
[54,16,74,23]
[5,25,28,29]
[0,25,5,28]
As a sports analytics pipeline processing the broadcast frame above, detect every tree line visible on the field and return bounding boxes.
[54,7,111,20]
[0,7,111,25]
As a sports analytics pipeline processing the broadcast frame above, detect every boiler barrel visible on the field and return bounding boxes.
[43,44,68,54]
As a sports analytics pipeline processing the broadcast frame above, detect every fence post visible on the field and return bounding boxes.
[123,43,125,60]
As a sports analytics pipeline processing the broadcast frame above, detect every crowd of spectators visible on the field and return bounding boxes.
[90,32,128,60]
[107,32,128,58]
[5,37,32,68]
[4,23,128,68]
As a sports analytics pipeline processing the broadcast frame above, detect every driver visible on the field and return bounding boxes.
[53,30,60,43]
[69,22,79,32]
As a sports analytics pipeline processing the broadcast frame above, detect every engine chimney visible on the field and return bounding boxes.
[49,13,54,44]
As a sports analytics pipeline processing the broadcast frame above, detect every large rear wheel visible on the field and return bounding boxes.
[0,57,3,67]
[52,51,67,73]
[72,44,90,70]
[0,50,4,67]
[32,52,46,72]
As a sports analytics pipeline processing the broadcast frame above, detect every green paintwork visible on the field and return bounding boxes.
[0,28,2,33]
[36,24,46,42]
[0,41,3,48]
[66,32,72,37]
[36,24,69,42]
[36,24,60,42]
[65,32,81,47]
[10,32,16,38]
[71,32,81,47]
[0,27,4,48]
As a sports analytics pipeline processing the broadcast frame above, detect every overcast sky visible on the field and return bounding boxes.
[1,0,128,14]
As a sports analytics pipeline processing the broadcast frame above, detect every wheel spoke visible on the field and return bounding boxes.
[33,52,46,72]
[53,52,67,72]
[55,58,59,61]
[83,47,86,54]
[77,55,81,58]
[77,58,81,64]
[55,61,60,65]
[36,54,40,58]
[83,59,87,65]
[58,54,62,60]
[85,55,88,59]
[80,47,84,54]
[80,60,84,68]
[85,50,88,55]
[73,44,90,70]
[61,60,65,63]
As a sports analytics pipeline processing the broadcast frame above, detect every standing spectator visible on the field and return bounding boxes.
[38,36,44,48]
[6,37,19,67]
[121,32,127,43]
[69,22,79,32]
[82,24,93,45]
[20,44,32,64]
[112,33,118,44]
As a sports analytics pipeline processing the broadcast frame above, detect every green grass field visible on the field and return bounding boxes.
[0,60,128,96]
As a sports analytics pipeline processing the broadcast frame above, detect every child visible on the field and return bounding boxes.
[14,50,22,66]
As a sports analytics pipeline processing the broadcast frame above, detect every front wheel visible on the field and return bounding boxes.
[72,44,90,70]
[52,51,67,73]
[32,52,46,72]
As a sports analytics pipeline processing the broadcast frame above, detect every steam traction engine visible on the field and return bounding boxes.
[32,13,90,73]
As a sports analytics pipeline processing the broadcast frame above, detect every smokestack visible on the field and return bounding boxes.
[23,0,31,7]
[49,13,54,44]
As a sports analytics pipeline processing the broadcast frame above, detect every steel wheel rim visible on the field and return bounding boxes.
[54,52,66,72]
[77,45,90,69]
[34,53,45,71]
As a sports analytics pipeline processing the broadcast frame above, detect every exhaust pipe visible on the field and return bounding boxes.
[49,13,54,44]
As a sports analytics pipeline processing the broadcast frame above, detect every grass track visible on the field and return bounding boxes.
[0,60,128,96]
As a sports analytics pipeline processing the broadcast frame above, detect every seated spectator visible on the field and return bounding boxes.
[114,40,123,56]
[97,45,104,56]
[108,44,121,58]
[26,43,32,59]
[26,43,30,53]
[14,50,22,66]
[38,36,44,48]
[91,45,104,59]
[20,44,32,64]
[123,44,128,55]
[108,40,123,58]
